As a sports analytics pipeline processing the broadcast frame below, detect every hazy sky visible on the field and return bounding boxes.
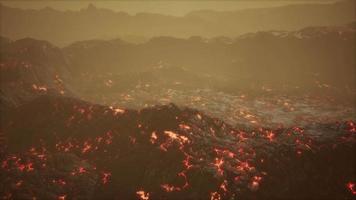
[0,0,338,16]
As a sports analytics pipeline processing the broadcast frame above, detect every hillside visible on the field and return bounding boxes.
[1,95,354,199]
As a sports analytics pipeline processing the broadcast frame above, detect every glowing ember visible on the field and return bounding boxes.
[182,155,193,170]
[57,195,66,200]
[26,162,34,172]
[129,136,137,144]
[18,164,26,171]
[179,124,191,130]
[178,172,189,189]
[15,180,23,187]
[213,158,224,176]
[161,184,180,192]
[109,106,125,115]
[53,179,66,186]
[150,132,158,144]
[159,144,168,152]
[346,182,356,195]
[249,176,262,191]
[78,167,86,173]
[102,172,111,184]
[32,84,48,92]
[220,180,228,193]
[81,142,92,154]
[164,131,189,144]
[266,131,275,141]
[346,121,356,133]
[136,190,149,200]
[196,114,202,120]
[210,191,221,200]
[236,161,254,172]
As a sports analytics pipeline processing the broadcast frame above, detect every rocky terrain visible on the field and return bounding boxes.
[0,37,71,109]
[0,17,355,199]
[0,95,355,200]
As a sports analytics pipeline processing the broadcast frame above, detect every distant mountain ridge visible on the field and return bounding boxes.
[1,24,353,110]
[0,0,354,46]
[0,23,355,109]
[62,24,355,90]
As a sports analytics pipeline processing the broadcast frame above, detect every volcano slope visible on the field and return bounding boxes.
[0,95,355,200]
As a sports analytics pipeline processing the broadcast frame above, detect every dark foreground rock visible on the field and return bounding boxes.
[0,95,355,200]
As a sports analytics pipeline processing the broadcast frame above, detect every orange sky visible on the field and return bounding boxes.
[0,0,338,16]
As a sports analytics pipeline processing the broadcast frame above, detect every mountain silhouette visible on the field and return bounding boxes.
[0,0,354,46]
[1,23,355,110]
[62,24,355,92]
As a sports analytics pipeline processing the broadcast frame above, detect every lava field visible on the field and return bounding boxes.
[0,95,355,200]
[1,2,355,199]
